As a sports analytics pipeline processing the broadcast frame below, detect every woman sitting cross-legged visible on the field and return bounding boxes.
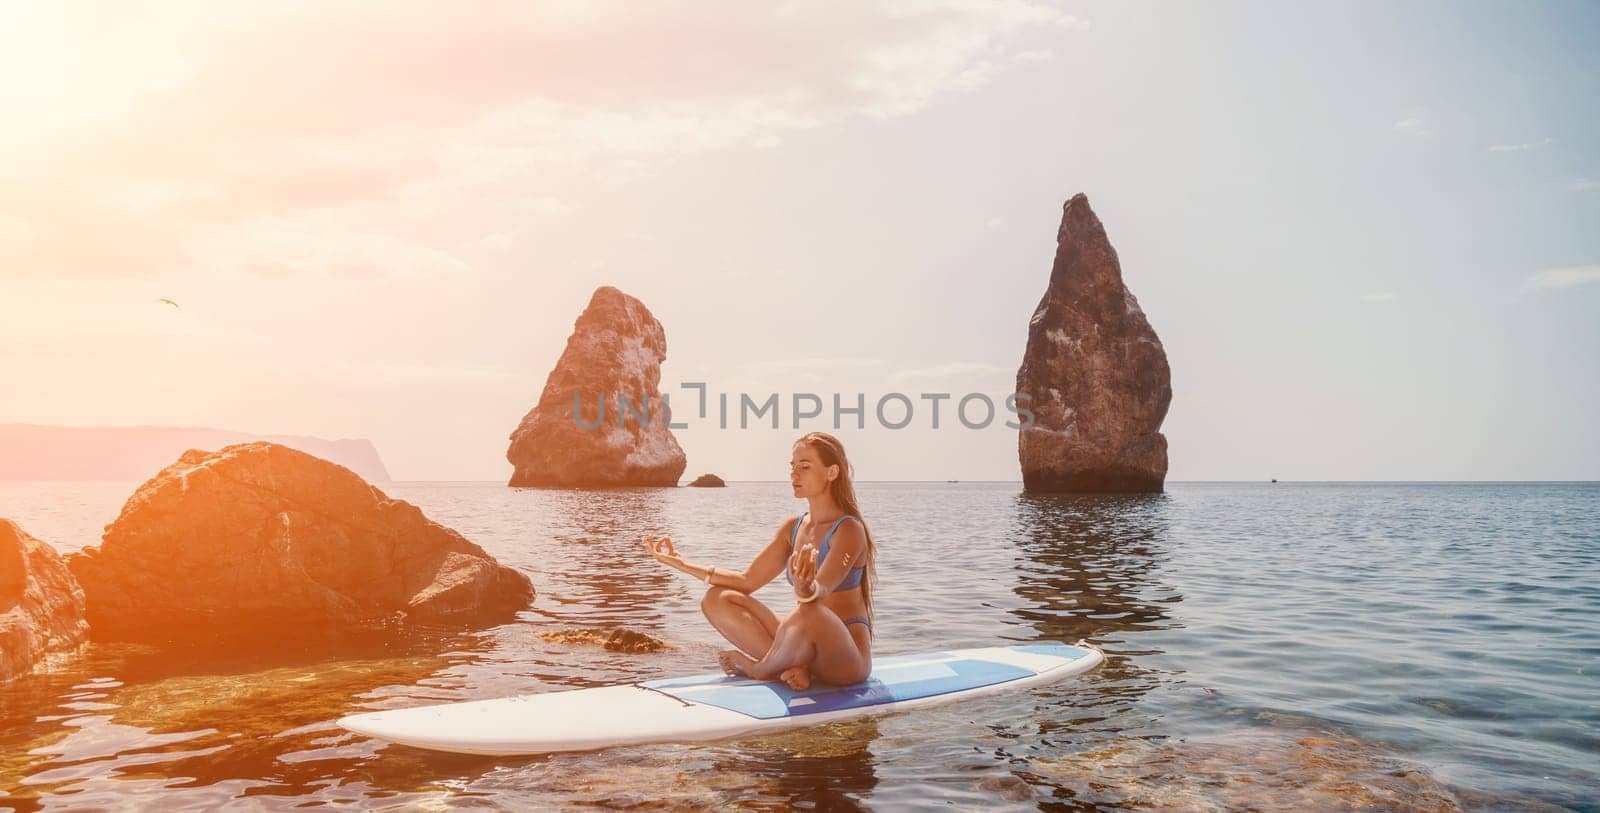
[644,431,876,690]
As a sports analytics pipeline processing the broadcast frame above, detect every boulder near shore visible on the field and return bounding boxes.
[506,286,687,488]
[1,520,89,682]
[1017,193,1172,493]
[686,474,726,487]
[66,442,533,642]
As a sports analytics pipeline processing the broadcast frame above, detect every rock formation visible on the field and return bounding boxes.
[537,627,674,653]
[507,286,687,488]
[1,520,89,682]
[66,442,533,641]
[1017,193,1171,492]
[687,473,726,487]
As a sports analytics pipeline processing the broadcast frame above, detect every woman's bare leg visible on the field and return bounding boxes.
[701,586,780,659]
[729,602,869,685]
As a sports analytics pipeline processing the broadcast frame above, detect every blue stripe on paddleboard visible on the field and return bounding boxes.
[643,650,963,692]
[643,658,1035,720]
[1014,643,1091,660]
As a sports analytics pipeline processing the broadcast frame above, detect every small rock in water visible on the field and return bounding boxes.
[1032,732,1467,812]
[977,774,1038,803]
[538,627,675,653]
[0,519,89,682]
[686,473,726,488]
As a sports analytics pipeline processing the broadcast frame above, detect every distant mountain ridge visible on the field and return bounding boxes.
[0,424,390,483]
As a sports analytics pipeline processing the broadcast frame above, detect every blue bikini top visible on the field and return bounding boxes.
[784,511,866,590]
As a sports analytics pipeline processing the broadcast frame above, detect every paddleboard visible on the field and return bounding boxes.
[336,641,1104,756]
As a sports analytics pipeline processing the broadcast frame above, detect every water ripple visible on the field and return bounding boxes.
[0,480,1595,810]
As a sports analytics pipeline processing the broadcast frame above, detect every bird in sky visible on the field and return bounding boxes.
[157,298,180,309]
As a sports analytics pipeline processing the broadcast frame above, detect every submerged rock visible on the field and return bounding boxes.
[1033,733,1467,812]
[0,520,89,682]
[507,286,687,488]
[538,627,675,653]
[66,442,533,642]
[1017,193,1171,493]
[686,473,726,488]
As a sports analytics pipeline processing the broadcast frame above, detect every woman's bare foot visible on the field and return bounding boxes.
[779,665,812,691]
[717,649,756,677]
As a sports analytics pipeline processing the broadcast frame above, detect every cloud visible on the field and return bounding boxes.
[306,360,522,384]
[2,0,1085,281]
[1392,109,1433,138]
[720,358,1016,392]
[743,357,890,374]
[473,232,514,253]
[1359,292,1398,303]
[731,357,890,389]
[1487,137,1553,153]
[0,278,269,345]
[887,361,1013,389]
[1570,178,1600,192]
[187,218,470,280]
[1530,266,1600,290]
[521,196,573,216]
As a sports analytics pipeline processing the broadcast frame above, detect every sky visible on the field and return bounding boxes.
[2,0,1596,482]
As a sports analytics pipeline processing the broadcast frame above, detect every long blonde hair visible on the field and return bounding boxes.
[796,432,877,628]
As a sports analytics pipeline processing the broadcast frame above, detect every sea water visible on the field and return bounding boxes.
[1,481,1595,811]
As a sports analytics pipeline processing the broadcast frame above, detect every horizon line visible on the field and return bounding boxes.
[4,479,1597,485]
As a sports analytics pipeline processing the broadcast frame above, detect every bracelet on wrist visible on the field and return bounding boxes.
[796,579,821,603]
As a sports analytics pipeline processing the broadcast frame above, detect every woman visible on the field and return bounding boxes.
[643,432,877,690]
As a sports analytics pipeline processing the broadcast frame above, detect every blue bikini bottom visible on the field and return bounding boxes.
[842,616,873,635]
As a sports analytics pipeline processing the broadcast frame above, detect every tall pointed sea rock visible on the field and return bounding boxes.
[1017,193,1171,492]
[507,286,687,487]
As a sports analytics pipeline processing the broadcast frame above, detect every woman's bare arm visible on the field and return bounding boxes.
[796,517,868,601]
[711,515,800,594]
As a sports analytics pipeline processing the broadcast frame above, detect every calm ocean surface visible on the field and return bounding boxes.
[1,481,1595,811]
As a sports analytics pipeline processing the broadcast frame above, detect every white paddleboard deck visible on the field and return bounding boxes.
[336,641,1104,756]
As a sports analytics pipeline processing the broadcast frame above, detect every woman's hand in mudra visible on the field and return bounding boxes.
[791,545,820,598]
[644,535,685,570]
